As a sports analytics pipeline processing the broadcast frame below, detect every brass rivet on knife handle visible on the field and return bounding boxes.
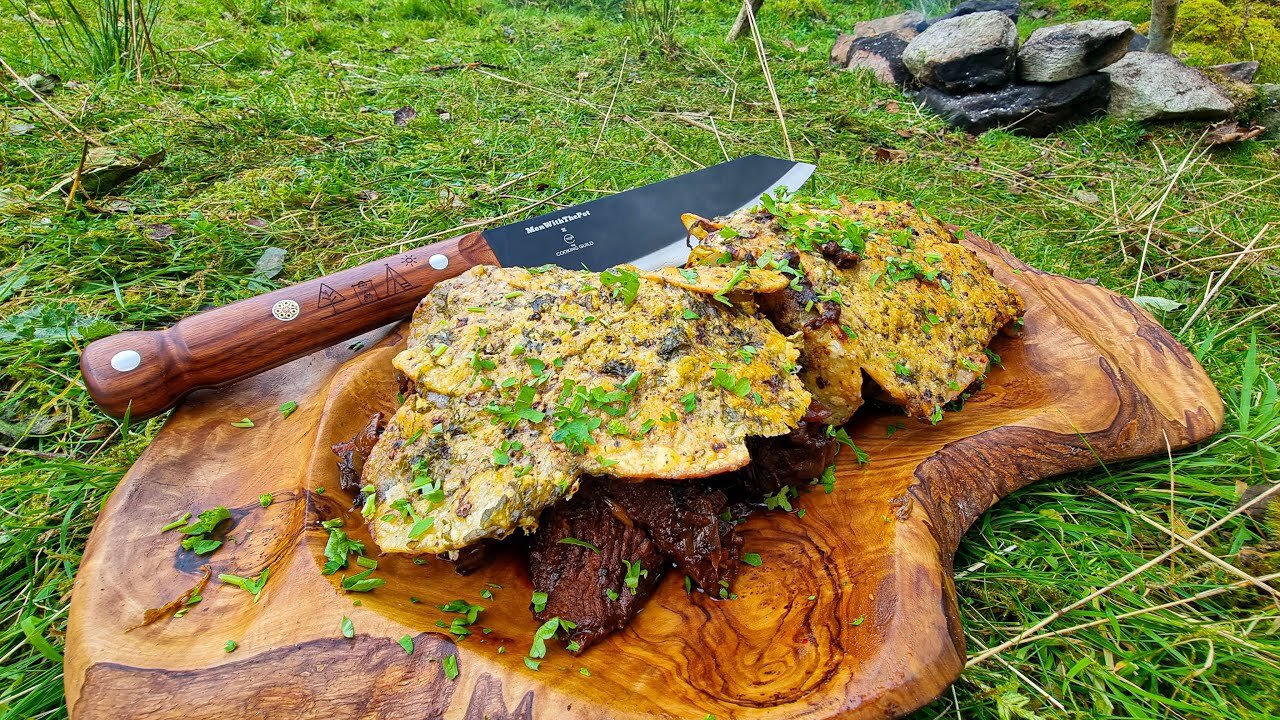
[79,231,497,420]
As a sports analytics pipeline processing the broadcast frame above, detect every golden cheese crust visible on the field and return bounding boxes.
[364,265,810,553]
[687,198,1023,424]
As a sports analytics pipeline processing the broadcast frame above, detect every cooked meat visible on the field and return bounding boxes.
[363,265,811,554]
[330,412,384,492]
[606,480,741,591]
[727,420,840,499]
[528,484,666,653]
[684,199,1023,424]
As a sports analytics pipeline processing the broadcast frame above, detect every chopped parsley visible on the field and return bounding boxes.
[278,401,298,419]
[161,512,192,533]
[341,615,354,638]
[712,264,751,305]
[531,591,548,613]
[443,654,459,681]
[622,560,648,594]
[826,426,870,464]
[230,418,254,428]
[681,307,700,320]
[679,392,698,413]
[713,368,751,397]
[322,519,365,575]
[340,567,385,593]
[178,506,231,555]
[557,537,601,553]
[600,267,640,306]
[741,552,763,567]
[398,635,414,654]
[764,486,795,512]
[258,494,273,508]
[816,464,837,494]
[224,640,238,653]
[219,568,270,603]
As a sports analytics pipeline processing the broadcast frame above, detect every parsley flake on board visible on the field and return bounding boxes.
[341,616,354,638]
[531,591,548,613]
[219,568,270,603]
[224,640,238,653]
[443,654,459,680]
[398,635,414,654]
[278,401,298,418]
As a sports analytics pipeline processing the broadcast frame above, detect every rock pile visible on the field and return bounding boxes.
[830,0,1263,136]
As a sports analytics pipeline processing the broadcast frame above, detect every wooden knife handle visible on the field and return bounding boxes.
[80,231,497,420]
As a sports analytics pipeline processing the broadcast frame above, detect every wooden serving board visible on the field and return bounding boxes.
[65,236,1223,720]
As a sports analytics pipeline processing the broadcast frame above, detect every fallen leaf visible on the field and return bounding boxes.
[437,109,452,122]
[1073,189,1100,204]
[245,216,269,228]
[50,147,165,198]
[896,128,915,138]
[393,106,417,126]
[1134,295,1185,313]
[576,71,589,80]
[885,101,900,114]
[874,147,907,163]
[252,247,288,280]
[93,198,138,214]
[356,190,380,202]
[8,122,34,136]
[1206,120,1264,146]
[148,223,176,240]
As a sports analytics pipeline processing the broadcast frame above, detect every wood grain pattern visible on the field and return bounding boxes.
[79,231,497,420]
[65,236,1222,720]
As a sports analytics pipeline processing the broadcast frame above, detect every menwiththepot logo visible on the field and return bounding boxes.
[523,209,591,235]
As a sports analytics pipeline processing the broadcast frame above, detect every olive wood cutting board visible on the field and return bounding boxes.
[65,235,1223,719]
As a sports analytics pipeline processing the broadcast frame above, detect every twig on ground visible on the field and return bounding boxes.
[1088,486,1280,601]
[1133,136,1210,298]
[424,61,501,73]
[1180,225,1267,334]
[594,47,628,152]
[368,178,588,254]
[0,57,100,146]
[967,480,1280,668]
[742,0,794,161]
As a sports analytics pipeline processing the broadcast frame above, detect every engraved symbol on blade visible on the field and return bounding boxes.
[271,299,300,321]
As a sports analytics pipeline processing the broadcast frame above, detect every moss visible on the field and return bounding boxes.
[1176,0,1280,82]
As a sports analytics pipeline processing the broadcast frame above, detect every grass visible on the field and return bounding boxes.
[2,0,1279,717]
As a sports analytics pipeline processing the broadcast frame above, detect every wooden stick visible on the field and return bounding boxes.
[726,0,763,42]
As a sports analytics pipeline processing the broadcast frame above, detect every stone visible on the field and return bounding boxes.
[854,11,923,41]
[1017,20,1134,82]
[1128,32,1149,52]
[844,34,913,86]
[903,11,1019,93]
[915,73,1111,136]
[1207,61,1260,84]
[1102,52,1236,121]
[928,0,1019,27]
[831,33,856,66]
[1258,84,1280,139]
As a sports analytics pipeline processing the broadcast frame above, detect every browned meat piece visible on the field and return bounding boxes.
[606,480,742,591]
[330,412,384,492]
[730,420,840,499]
[528,485,666,653]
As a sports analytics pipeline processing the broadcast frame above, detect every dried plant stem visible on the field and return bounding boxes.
[967,480,1280,667]
[742,0,794,161]
[0,56,100,146]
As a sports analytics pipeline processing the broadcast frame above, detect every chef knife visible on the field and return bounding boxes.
[80,155,815,420]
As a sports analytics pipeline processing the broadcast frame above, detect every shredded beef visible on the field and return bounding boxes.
[528,484,665,653]
[606,481,741,591]
[720,420,839,499]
